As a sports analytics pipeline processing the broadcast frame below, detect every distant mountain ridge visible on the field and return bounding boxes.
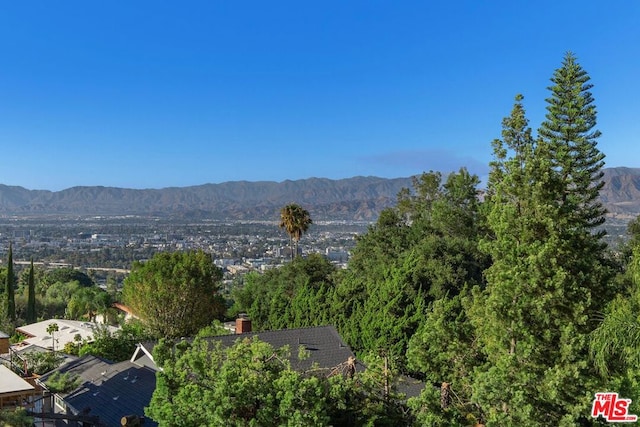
[600,167,640,218]
[0,168,639,221]
[0,176,414,220]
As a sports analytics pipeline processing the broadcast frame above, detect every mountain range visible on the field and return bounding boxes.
[0,167,639,221]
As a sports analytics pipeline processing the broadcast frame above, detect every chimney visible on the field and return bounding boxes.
[0,331,9,354]
[235,314,252,334]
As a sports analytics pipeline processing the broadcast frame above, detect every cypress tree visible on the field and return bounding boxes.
[5,242,15,321]
[26,259,36,323]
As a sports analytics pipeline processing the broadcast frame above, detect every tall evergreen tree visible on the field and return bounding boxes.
[5,243,15,322]
[471,54,614,426]
[538,52,606,234]
[26,259,36,323]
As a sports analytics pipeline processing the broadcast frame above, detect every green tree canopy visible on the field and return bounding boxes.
[66,286,112,322]
[122,250,225,339]
[147,336,414,426]
[233,253,337,331]
[333,169,487,364]
[79,321,152,362]
[469,54,615,426]
[0,408,32,427]
[147,336,332,426]
[40,267,94,289]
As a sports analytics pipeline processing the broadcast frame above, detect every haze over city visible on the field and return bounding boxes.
[1,1,638,191]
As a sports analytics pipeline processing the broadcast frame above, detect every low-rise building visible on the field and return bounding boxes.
[15,319,119,352]
[0,365,40,411]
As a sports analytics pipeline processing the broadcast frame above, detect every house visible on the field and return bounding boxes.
[15,319,119,352]
[37,355,157,427]
[110,303,138,322]
[36,323,424,425]
[0,364,40,411]
[38,324,357,427]
[131,324,363,375]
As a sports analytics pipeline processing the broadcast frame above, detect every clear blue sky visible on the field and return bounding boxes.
[1,1,638,191]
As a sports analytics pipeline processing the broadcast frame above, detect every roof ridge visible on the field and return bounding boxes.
[243,324,338,334]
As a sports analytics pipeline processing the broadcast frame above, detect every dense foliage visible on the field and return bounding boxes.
[78,321,152,362]
[231,53,636,425]
[122,250,225,338]
[0,408,32,427]
[0,259,114,333]
[147,336,413,426]
[5,243,15,321]
[233,253,338,330]
[25,260,36,323]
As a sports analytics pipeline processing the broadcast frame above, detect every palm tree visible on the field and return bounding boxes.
[46,322,59,352]
[67,287,112,322]
[279,204,313,260]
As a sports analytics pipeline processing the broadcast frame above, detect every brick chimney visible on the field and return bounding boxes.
[235,314,252,334]
[0,331,8,354]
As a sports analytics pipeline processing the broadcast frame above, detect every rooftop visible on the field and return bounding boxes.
[15,319,118,351]
[135,325,360,374]
[39,355,157,427]
[0,365,34,395]
[215,325,358,372]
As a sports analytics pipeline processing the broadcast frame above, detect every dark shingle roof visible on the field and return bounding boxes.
[395,375,427,399]
[211,325,358,373]
[136,325,359,374]
[40,355,157,427]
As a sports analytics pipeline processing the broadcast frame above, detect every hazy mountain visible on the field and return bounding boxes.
[600,167,640,218]
[0,177,414,220]
[0,168,639,221]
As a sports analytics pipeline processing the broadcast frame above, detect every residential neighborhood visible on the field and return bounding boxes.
[1,314,414,426]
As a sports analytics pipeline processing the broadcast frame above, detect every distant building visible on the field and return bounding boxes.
[226,265,249,275]
[325,247,349,263]
[214,258,238,267]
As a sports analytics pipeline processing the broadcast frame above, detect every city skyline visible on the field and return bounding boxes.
[1,1,638,191]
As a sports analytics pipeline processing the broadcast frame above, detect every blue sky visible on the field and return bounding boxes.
[0,1,638,191]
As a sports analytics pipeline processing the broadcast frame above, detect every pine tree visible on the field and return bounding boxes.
[471,95,550,425]
[471,54,614,425]
[5,243,15,322]
[26,259,36,323]
[536,52,613,318]
[538,52,606,234]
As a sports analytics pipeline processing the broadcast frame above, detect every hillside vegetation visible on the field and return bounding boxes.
[230,54,640,425]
